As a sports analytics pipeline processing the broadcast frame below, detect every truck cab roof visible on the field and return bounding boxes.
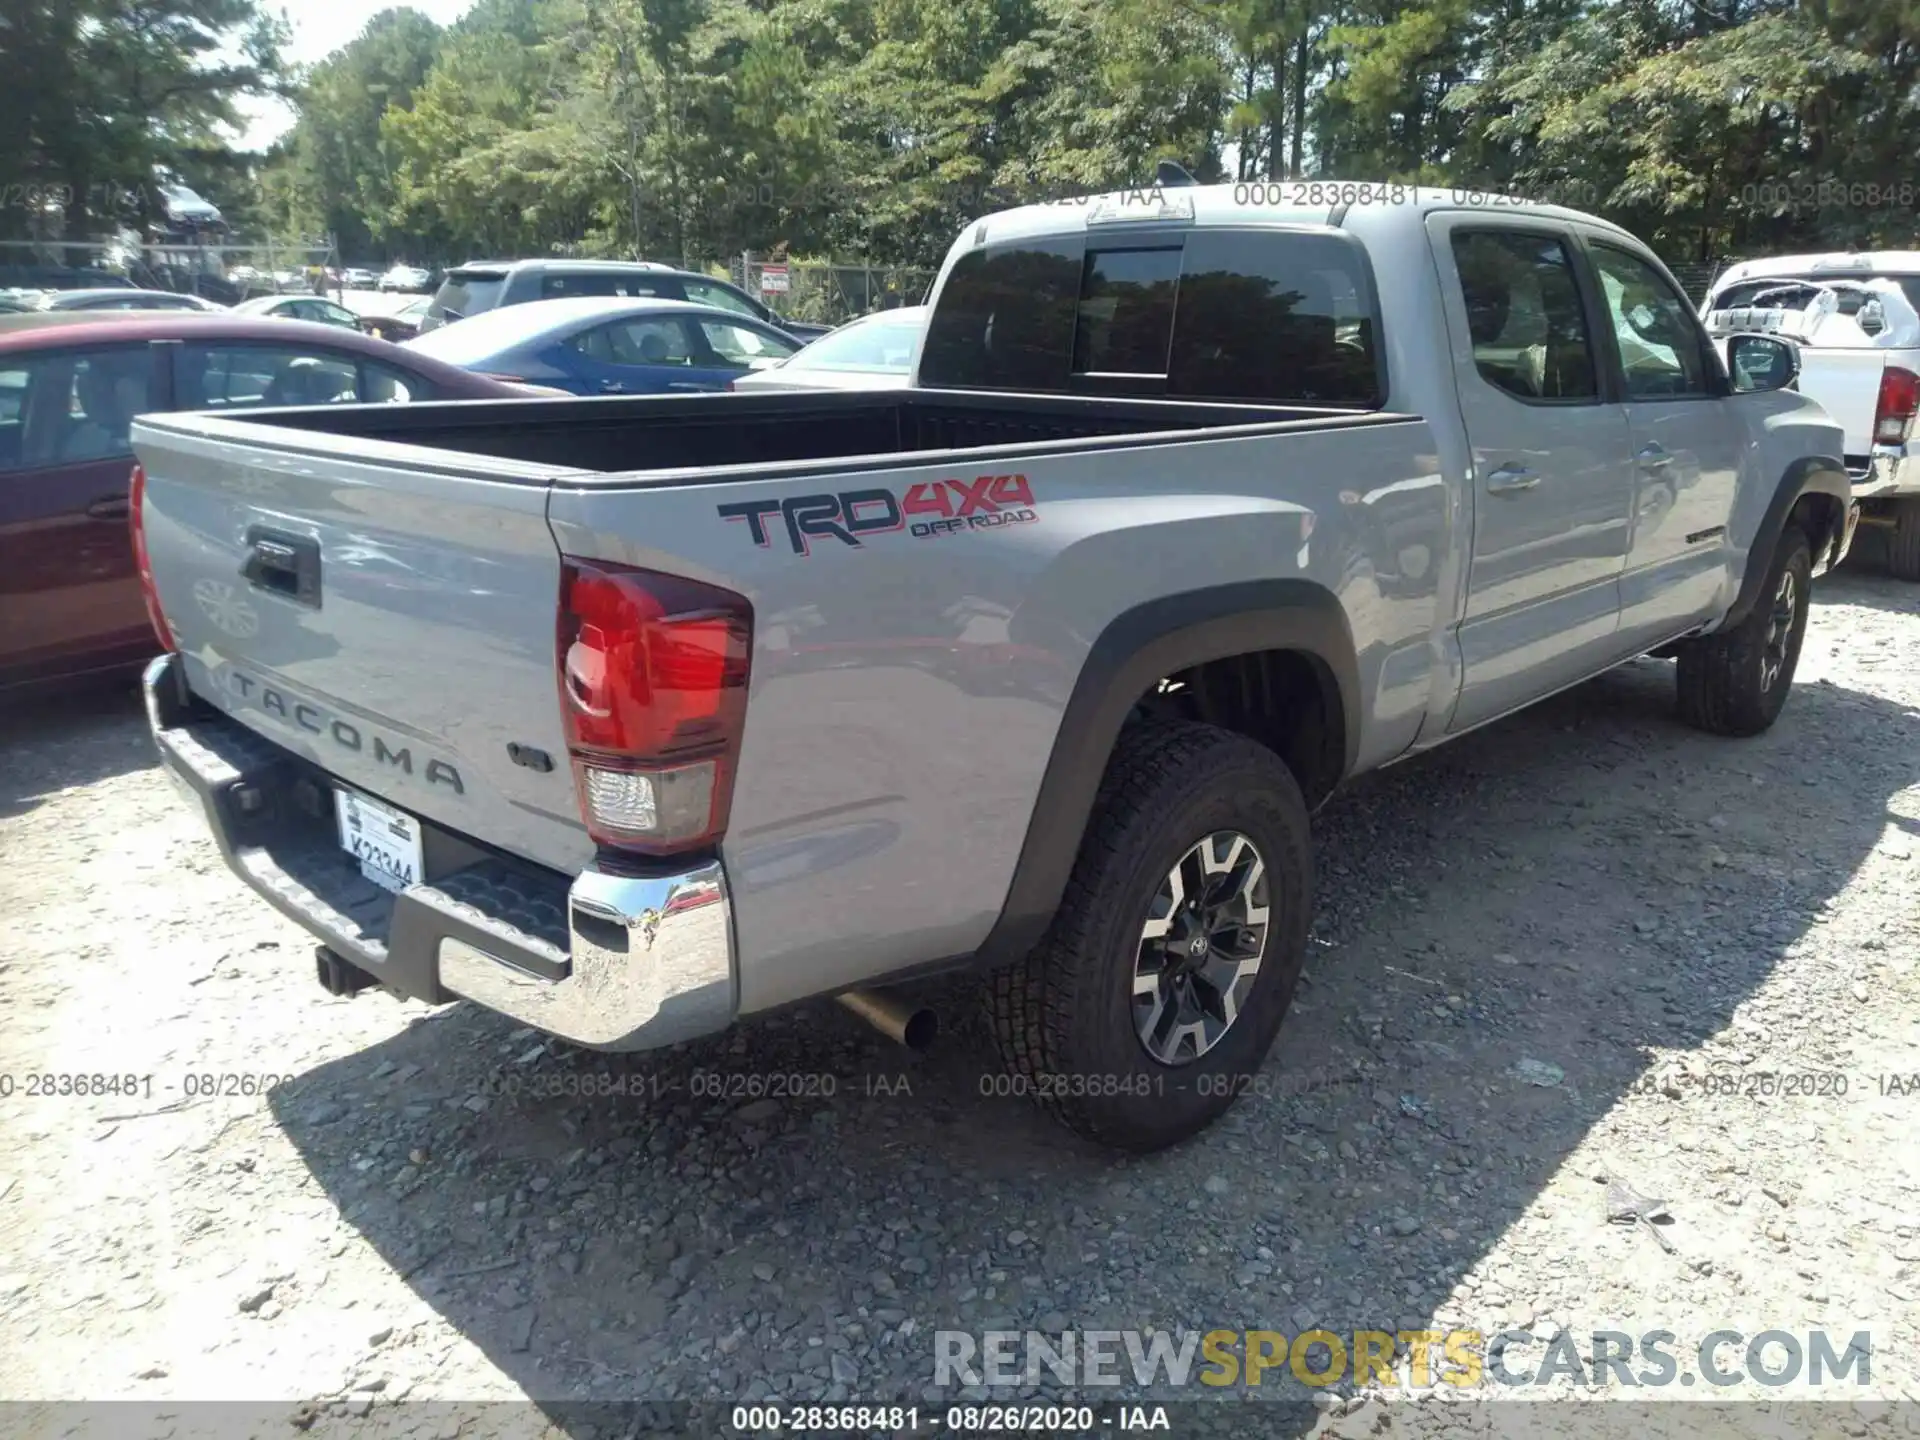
[958,180,1644,249]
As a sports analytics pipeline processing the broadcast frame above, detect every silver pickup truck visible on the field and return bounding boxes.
[132,184,1853,1152]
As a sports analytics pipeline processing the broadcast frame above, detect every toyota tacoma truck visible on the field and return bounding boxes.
[1701,252,1920,578]
[131,184,1854,1151]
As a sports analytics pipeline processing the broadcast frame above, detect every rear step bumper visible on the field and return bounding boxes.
[142,653,736,1052]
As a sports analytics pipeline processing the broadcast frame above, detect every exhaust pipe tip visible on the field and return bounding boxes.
[836,988,938,1051]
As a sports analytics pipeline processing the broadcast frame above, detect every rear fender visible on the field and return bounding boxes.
[972,580,1358,969]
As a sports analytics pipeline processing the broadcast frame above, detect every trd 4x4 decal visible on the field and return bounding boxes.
[719,474,1037,555]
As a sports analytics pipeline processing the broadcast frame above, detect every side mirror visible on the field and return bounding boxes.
[1728,333,1800,394]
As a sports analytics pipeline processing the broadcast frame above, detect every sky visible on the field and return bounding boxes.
[231,0,480,152]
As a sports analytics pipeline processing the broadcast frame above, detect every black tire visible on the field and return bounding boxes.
[1675,527,1812,737]
[1887,497,1920,582]
[985,721,1313,1151]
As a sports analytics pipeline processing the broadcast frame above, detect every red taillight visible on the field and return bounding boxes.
[128,464,173,650]
[557,560,752,856]
[1875,366,1919,446]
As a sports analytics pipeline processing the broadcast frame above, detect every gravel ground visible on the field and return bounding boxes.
[3,567,1919,1439]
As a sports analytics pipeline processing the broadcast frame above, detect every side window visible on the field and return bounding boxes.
[361,362,423,403]
[0,364,31,471]
[1,349,152,469]
[698,319,798,369]
[541,272,668,300]
[1449,231,1599,402]
[1073,247,1180,375]
[182,346,360,409]
[578,317,695,367]
[1168,230,1382,406]
[683,278,762,319]
[1590,244,1714,399]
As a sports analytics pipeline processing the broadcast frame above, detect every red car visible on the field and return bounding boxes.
[0,312,538,692]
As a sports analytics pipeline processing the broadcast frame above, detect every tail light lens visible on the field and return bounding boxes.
[128,464,173,650]
[557,559,752,856]
[1875,366,1919,446]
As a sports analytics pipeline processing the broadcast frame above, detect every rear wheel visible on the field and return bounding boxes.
[1676,527,1812,737]
[1886,497,1920,582]
[985,722,1312,1151]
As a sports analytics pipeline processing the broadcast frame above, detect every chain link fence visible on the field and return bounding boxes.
[731,257,936,328]
[0,237,338,305]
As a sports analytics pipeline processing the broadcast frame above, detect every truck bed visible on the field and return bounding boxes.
[202,387,1402,477]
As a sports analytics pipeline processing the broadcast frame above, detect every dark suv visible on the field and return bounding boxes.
[421,260,831,341]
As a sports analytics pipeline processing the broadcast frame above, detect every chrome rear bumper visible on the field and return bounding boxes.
[143,653,737,1051]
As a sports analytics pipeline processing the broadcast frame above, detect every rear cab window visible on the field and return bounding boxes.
[919,226,1385,407]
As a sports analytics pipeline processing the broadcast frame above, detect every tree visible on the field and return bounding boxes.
[273,8,444,257]
[0,0,286,242]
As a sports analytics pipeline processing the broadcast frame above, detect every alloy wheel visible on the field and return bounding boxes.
[1132,831,1271,1065]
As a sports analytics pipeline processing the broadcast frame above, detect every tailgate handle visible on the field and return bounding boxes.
[242,527,322,608]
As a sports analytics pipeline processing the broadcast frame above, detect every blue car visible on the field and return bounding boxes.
[401,296,805,395]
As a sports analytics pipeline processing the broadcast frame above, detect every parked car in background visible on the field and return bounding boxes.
[404,296,802,394]
[1703,251,1920,578]
[380,264,433,294]
[419,258,832,341]
[359,296,431,345]
[234,294,362,329]
[0,295,35,314]
[38,288,226,314]
[732,305,927,391]
[0,312,540,693]
[341,268,378,289]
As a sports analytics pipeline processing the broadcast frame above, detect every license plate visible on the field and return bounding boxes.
[334,788,423,893]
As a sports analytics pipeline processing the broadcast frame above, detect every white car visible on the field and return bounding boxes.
[379,265,432,294]
[233,294,364,329]
[1703,252,1920,576]
[730,305,927,391]
[341,268,378,289]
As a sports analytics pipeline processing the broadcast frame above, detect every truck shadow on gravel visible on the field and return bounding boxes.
[266,626,1920,1424]
[0,674,153,820]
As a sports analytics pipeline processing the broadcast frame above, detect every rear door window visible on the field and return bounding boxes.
[1447,231,1599,402]
[539,270,674,300]
[1169,231,1383,405]
[574,316,698,367]
[180,345,361,409]
[919,228,1383,406]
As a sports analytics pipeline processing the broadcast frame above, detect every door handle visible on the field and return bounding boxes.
[596,379,626,393]
[1637,444,1672,468]
[86,495,130,520]
[1485,465,1539,494]
[241,526,322,608]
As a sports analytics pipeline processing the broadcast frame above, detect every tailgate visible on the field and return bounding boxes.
[1792,349,1886,459]
[131,413,592,876]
